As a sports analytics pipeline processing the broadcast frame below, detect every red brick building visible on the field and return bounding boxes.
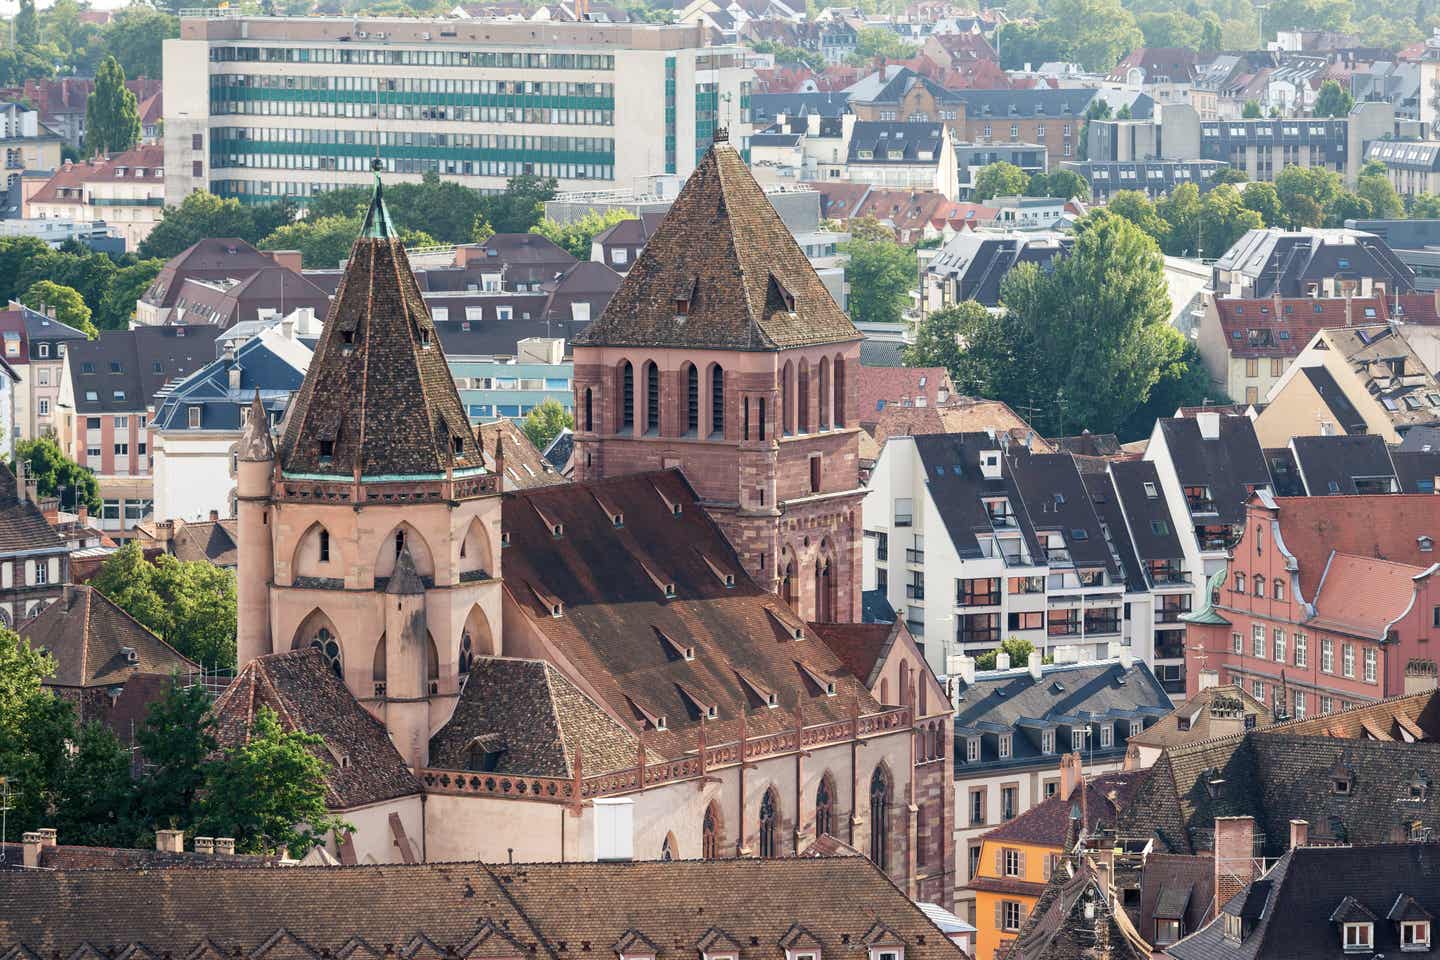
[572,132,866,623]
[1183,492,1440,715]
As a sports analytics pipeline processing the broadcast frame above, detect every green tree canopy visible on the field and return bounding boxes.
[16,0,39,48]
[137,680,217,833]
[199,705,348,856]
[520,399,574,452]
[1410,193,1440,218]
[529,208,636,260]
[1242,181,1286,226]
[1357,167,1404,219]
[98,259,163,330]
[23,280,95,339]
[85,55,140,157]
[0,627,73,833]
[1313,79,1355,117]
[102,6,178,79]
[973,636,1052,670]
[1026,169,1090,201]
[1242,99,1264,118]
[259,214,436,269]
[91,543,238,668]
[479,174,559,234]
[55,721,137,847]
[840,236,915,325]
[1275,165,1342,227]
[846,26,912,63]
[13,435,100,512]
[140,192,277,260]
[974,161,1030,202]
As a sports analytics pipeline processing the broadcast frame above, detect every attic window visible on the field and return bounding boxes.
[501,530,511,548]
[672,503,683,518]
[612,513,624,528]
[1143,482,1158,498]
[551,601,564,618]
[664,583,677,599]
[706,704,719,720]
[675,297,690,316]
[551,522,564,538]
[452,436,464,456]
[1344,922,1373,952]
[341,330,354,345]
[1334,775,1352,795]
[318,439,334,459]
[420,328,432,348]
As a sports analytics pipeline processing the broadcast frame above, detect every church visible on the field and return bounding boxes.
[223,135,954,907]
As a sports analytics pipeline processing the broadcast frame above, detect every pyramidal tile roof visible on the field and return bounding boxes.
[277,176,486,479]
[573,136,860,352]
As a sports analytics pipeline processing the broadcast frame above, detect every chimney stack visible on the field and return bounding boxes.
[1213,816,1257,911]
[37,828,56,848]
[194,836,214,855]
[155,828,185,853]
[209,509,219,522]
[995,652,1012,670]
[1028,650,1043,680]
[21,832,42,868]
[214,837,236,856]
[1059,751,1083,801]
[1289,818,1309,849]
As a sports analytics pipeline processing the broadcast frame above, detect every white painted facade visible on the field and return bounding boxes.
[152,430,240,522]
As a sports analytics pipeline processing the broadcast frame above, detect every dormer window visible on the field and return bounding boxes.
[452,436,464,456]
[998,733,1012,759]
[1402,920,1431,951]
[1334,775,1352,795]
[869,951,902,960]
[420,328,432,348]
[318,439,334,459]
[1041,729,1054,754]
[1344,922,1374,952]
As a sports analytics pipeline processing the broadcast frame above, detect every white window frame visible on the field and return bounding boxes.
[1273,628,1285,664]
[1002,900,1022,932]
[1344,922,1373,952]
[1004,847,1020,877]
[1253,624,1265,658]
[1099,723,1113,748]
[1343,643,1355,679]
[1402,920,1430,951]
[997,734,1011,759]
[1294,632,1307,667]
[966,737,979,763]
[1364,647,1377,683]
[1233,631,1243,654]
[1322,638,1334,673]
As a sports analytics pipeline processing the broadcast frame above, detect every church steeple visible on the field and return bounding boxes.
[277,174,485,481]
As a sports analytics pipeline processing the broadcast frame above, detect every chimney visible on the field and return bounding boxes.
[266,249,303,273]
[1289,818,1309,849]
[1028,651,1043,680]
[1196,410,1220,439]
[37,828,55,848]
[228,363,242,392]
[194,836,214,855]
[21,832,42,868]
[1059,751,1083,800]
[1118,646,1134,670]
[213,837,236,856]
[1198,668,1219,691]
[281,315,296,340]
[209,509,219,522]
[1213,816,1257,911]
[949,654,977,685]
[155,828,185,853]
[995,652,1011,670]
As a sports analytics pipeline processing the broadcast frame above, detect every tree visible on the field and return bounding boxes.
[1211,167,1248,186]
[1242,182,1286,226]
[520,399,573,452]
[13,435,100,512]
[1275,165,1342,227]
[260,214,435,268]
[1048,0,1142,72]
[1326,191,1373,225]
[904,300,999,397]
[1104,189,1167,245]
[1026,169,1090,201]
[23,280,96,339]
[471,213,496,244]
[1242,99,1264,118]
[1410,193,1440,218]
[973,161,1030,202]
[15,0,39,49]
[840,236,914,325]
[995,21,1062,71]
[91,544,238,668]
[102,6,177,79]
[85,55,140,157]
[846,215,897,242]
[0,627,73,834]
[751,39,826,72]
[1117,338,1217,440]
[200,706,348,856]
[1357,168,1404,219]
[973,636,1051,670]
[1157,183,1262,259]
[98,259,163,330]
[1201,14,1224,50]
[529,208,636,260]
[1076,98,1111,161]
[1313,79,1354,117]
[55,721,138,847]
[479,174,558,235]
[140,192,263,260]
[0,236,51,306]
[846,26,912,63]
[137,680,216,833]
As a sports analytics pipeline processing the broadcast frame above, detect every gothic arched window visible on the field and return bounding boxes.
[661,834,675,861]
[870,766,890,870]
[459,631,474,675]
[815,775,834,838]
[759,788,779,858]
[702,803,720,859]
[311,628,342,679]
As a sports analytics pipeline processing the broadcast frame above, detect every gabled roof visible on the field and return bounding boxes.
[210,648,422,809]
[1129,685,1273,750]
[1289,433,1396,495]
[810,621,901,688]
[429,656,639,777]
[0,463,65,556]
[1299,366,1367,434]
[573,138,859,352]
[66,325,221,414]
[478,419,566,490]
[20,584,198,687]
[1153,415,1269,526]
[1309,553,1426,637]
[857,366,953,418]
[1006,860,1150,960]
[981,771,1150,848]
[1270,494,1440,600]
[277,179,487,480]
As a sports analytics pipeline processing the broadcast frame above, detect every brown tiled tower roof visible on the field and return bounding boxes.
[573,136,861,351]
[277,177,487,479]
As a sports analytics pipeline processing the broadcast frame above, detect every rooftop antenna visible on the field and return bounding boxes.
[0,776,12,864]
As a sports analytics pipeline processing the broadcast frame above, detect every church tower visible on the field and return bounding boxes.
[571,133,865,623]
[235,176,503,768]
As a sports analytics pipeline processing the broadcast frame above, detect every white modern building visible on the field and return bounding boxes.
[163,14,754,206]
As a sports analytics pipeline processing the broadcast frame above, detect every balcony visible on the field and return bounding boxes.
[1157,599,1193,623]
[1146,563,1191,586]
[905,548,925,565]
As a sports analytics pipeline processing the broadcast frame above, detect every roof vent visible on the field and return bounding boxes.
[612,512,624,528]
[121,645,138,664]
[551,601,564,618]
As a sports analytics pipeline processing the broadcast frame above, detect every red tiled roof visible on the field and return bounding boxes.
[857,365,954,416]
[1214,296,1381,358]
[810,621,897,687]
[28,145,166,206]
[1310,553,1426,638]
[982,770,1151,847]
[1274,494,1440,601]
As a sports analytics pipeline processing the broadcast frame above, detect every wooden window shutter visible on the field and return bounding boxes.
[1017,849,1026,878]
[995,846,1004,875]
[995,900,1005,931]
[1019,902,1029,926]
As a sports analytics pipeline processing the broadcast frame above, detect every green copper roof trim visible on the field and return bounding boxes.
[361,167,397,239]
[281,466,490,482]
[1180,562,1231,626]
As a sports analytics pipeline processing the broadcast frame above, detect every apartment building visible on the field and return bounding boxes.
[1210,228,1416,300]
[0,462,68,629]
[23,145,167,250]
[162,14,754,206]
[0,302,89,444]
[862,433,1192,682]
[56,325,222,534]
[0,100,64,193]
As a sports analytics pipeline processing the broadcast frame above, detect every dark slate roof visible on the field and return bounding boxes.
[1155,416,1270,525]
[573,139,859,352]
[499,470,880,759]
[1263,447,1305,497]
[1394,449,1440,492]
[982,771,1150,846]
[542,259,622,325]
[0,858,969,958]
[1135,853,1214,947]
[952,660,1172,771]
[210,648,422,809]
[1290,433,1398,495]
[749,91,853,123]
[149,329,308,433]
[1008,447,1121,578]
[912,432,1039,562]
[143,238,285,309]
[0,464,65,555]
[1170,845,1440,960]
[862,588,896,623]
[1398,425,1440,452]
[1300,365,1366,435]
[66,325,221,414]
[860,339,905,367]
[926,232,1072,307]
[429,656,639,777]
[277,180,487,479]
[17,304,87,344]
[148,518,239,567]
[21,584,198,687]
[541,428,573,473]
[170,267,331,328]
[1108,460,1185,567]
[1212,229,1415,298]
[847,121,947,165]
